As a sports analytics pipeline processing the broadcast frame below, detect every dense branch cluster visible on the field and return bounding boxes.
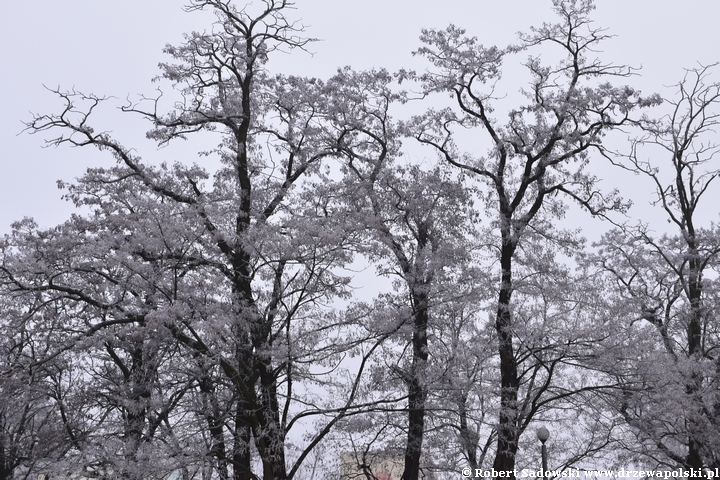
[1,1,719,479]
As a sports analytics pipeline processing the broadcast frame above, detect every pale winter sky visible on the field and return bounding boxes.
[1,1,719,232]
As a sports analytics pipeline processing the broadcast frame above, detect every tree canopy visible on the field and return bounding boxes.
[1,1,719,479]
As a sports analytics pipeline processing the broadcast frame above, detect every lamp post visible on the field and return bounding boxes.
[536,426,550,475]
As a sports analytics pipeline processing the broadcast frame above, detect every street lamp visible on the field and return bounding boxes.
[536,426,550,474]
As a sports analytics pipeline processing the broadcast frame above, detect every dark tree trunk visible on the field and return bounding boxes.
[199,374,230,480]
[685,245,704,470]
[0,443,15,480]
[402,290,429,480]
[233,344,254,480]
[257,355,288,480]
[493,229,520,478]
[232,406,253,480]
[459,394,479,472]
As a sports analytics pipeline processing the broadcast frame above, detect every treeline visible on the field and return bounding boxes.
[1,1,719,479]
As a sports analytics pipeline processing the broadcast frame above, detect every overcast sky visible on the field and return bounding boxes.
[2,1,719,232]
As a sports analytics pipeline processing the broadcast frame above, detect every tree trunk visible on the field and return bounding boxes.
[402,290,429,480]
[257,354,287,480]
[685,248,704,470]
[233,344,254,480]
[0,442,14,480]
[493,233,520,478]
[459,394,479,472]
[198,374,230,480]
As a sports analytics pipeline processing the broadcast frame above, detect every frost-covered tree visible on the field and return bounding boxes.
[4,1,713,478]
[0,296,68,480]
[314,67,483,480]
[595,64,720,470]
[409,0,659,475]
[3,1,384,478]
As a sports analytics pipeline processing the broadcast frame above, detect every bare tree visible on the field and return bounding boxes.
[596,64,720,470]
[8,1,385,478]
[409,0,658,475]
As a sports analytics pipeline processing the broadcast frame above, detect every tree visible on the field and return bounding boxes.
[409,0,658,475]
[0,210,213,479]
[5,1,385,478]
[594,64,720,470]
[5,0,709,477]
[0,295,68,480]
[316,66,482,480]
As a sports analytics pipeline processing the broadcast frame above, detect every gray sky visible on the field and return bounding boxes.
[2,1,719,231]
